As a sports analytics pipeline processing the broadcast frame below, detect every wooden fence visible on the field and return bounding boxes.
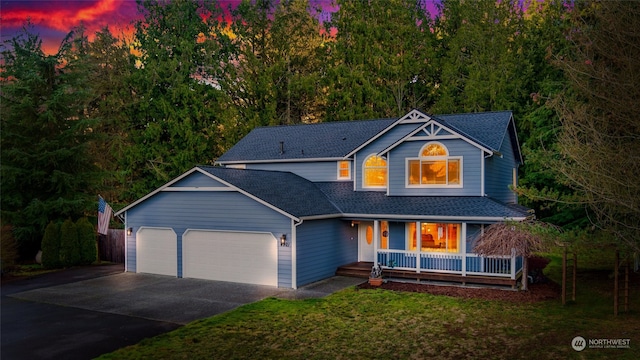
[98,229,125,263]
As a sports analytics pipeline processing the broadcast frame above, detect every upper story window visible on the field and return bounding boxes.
[407,142,462,187]
[337,161,351,180]
[363,154,387,188]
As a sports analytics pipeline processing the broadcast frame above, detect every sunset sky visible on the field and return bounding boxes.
[1,0,439,55]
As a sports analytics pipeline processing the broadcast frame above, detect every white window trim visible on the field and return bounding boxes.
[337,160,351,180]
[405,156,464,188]
[405,142,463,188]
[405,222,462,254]
[362,154,387,189]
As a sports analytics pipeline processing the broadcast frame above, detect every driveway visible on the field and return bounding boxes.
[1,264,363,360]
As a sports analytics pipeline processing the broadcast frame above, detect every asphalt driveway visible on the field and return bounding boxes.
[2,264,363,360]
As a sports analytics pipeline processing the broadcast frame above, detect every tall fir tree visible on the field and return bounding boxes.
[120,0,231,199]
[1,24,100,257]
[324,0,438,121]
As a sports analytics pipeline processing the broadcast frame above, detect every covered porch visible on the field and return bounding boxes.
[344,219,524,288]
[337,254,523,288]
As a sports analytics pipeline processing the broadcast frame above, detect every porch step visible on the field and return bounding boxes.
[335,262,373,278]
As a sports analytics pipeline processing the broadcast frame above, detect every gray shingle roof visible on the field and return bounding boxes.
[217,118,396,163]
[217,111,515,163]
[435,111,512,152]
[198,166,340,218]
[314,182,530,219]
[199,166,529,220]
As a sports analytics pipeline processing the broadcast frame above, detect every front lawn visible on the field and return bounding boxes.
[98,255,639,360]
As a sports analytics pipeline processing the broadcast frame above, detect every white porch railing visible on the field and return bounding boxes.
[376,250,523,279]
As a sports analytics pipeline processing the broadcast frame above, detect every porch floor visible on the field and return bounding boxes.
[336,262,521,289]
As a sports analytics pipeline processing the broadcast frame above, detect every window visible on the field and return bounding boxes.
[337,161,351,179]
[380,221,388,249]
[407,222,460,253]
[363,155,387,188]
[407,142,461,187]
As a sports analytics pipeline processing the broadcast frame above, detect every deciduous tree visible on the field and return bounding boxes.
[553,1,640,252]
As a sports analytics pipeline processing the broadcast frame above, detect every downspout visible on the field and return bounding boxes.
[124,212,128,272]
[292,218,304,289]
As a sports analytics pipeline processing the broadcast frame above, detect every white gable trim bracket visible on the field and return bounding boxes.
[344,109,432,159]
[378,119,494,157]
[398,109,433,124]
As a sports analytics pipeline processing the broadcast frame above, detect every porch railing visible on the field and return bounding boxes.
[377,250,522,279]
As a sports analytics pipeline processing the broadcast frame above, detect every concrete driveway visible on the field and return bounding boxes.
[2,264,364,360]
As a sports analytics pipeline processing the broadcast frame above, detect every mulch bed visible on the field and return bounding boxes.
[357,256,561,303]
[357,280,561,303]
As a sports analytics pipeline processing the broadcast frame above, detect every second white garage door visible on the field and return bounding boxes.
[182,230,278,286]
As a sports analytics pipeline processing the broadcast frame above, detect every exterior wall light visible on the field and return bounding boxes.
[280,234,288,247]
[127,227,133,236]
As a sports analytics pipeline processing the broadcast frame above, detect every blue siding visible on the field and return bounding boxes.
[388,139,483,196]
[485,131,517,203]
[172,172,227,187]
[466,224,482,254]
[354,123,421,191]
[246,161,342,182]
[388,221,405,250]
[296,219,358,287]
[125,191,292,287]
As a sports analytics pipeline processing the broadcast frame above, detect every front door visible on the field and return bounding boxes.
[359,222,375,262]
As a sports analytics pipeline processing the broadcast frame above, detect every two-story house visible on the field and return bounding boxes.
[115,110,530,289]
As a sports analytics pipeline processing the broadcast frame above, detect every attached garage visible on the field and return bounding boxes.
[136,227,177,276]
[182,229,278,286]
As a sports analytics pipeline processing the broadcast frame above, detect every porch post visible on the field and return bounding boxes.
[416,221,421,273]
[510,248,516,280]
[461,223,467,277]
[373,220,379,265]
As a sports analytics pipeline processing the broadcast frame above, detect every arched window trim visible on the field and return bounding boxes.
[362,154,387,189]
[419,142,449,157]
[406,142,463,188]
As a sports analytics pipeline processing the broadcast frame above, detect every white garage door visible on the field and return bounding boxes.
[136,227,177,276]
[182,230,278,286]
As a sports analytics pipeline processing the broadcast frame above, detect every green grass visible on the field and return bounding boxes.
[3,263,59,278]
[97,256,640,360]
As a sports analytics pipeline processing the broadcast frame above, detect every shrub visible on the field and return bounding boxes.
[76,217,97,265]
[59,219,80,267]
[41,221,61,269]
[1,223,19,273]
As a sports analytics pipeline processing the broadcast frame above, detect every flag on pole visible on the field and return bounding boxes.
[98,196,112,235]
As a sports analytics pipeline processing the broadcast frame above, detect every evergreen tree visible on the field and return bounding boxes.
[1,24,101,258]
[76,217,97,265]
[220,0,326,148]
[432,0,528,116]
[120,0,230,199]
[59,219,80,267]
[86,28,135,204]
[324,0,437,121]
[41,221,61,269]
